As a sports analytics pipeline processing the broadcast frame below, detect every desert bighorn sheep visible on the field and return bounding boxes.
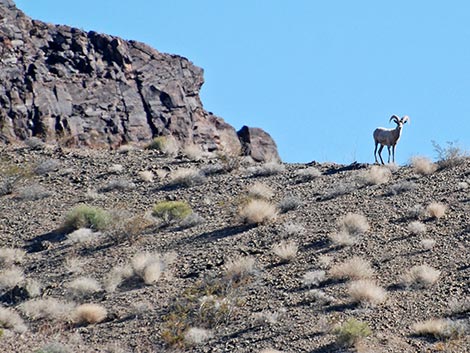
[373,115,409,164]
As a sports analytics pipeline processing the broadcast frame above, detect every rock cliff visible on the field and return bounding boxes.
[0,0,279,161]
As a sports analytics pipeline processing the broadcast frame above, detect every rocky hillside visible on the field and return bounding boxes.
[0,0,278,162]
[0,144,469,352]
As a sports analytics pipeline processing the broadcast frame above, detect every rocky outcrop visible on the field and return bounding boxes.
[0,0,279,161]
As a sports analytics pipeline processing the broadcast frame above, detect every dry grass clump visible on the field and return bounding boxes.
[426,202,447,219]
[412,319,467,339]
[72,303,107,324]
[248,182,274,200]
[259,349,284,353]
[20,297,76,322]
[25,279,42,298]
[66,277,102,297]
[272,240,298,263]
[278,195,302,213]
[108,164,123,173]
[138,170,154,183]
[401,264,440,288]
[448,297,470,316]
[168,168,206,187]
[184,327,213,345]
[407,221,427,235]
[338,213,370,236]
[152,200,192,226]
[302,270,326,288]
[420,238,436,250]
[131,252,164,285]
[224,255,256,282]
[330,213,369,246]
[411,156,437,175]
[0,247,25,266]
[66,228,101,244]
[330,257,374,280]
[362,165,391,185]
[104,265,134,293]
[34,159,60,175]
[239,199,277,225]
[0,266,24,290]
[0,306,27,333]
[295,167,321,182]
[388,181,417,196]
[348,280,387,306]
[182,144,204,161]
[247,161,285,177]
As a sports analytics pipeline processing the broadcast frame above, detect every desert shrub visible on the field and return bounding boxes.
[247,182,274,200]
[182,145,203,161]
[278,195,302,213]
[253,309,285,326]
[99,178,136,192]
[361,165,391,185]
[168,168,206,187]
[388,181,417,196]
[239,199,277,225]
[66,277,102,297]
[411,156,437,175]
[247,161,285,177]
[224,255,256,282]
[0,266,24,290]
[179,213,205,229]
[72,303,107,324]
[408,204,426,219]
[152,201,192,225]
[307,289,335,305]
[448,297,470,316]
[0,247,25,266]
[66,228,101,244]
[401,264,440,288]
[147,136,178,156]
[34,159,60,175]
[333,318,371,347]
[338,213,369,236]
[302,270,326,288]
[330,257,374,280]
[0,306,27,333]
[329,231,356,246]
[103,265,134,293]
[24,137,45,150]
[131,252,164,285]
[20,298,76,322]
[63,205,110,232]
[407,221,427,235]
[348,280,387,306]
[184,327,213,345]
[283,222,305,236]
[295,167,321,182]
[426,202,447,219]
[412,319,467,340]
[25,279,42,298]
[420,238,436,250]
[138,170,154,182]
[322,182,356,200]
[108,164,123,174]
[15,184,52,201]
[0,176,20,196]
[432,140,467,169]
[272,240,298,263]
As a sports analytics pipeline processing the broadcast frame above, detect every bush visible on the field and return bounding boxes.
[432,140,466,169]
[348,280,387,306]
[224,256,256,282]
[272,240,298,263]
[333,318,371,347]
[330,257,374,280]
[63,205,111,232]
[152,201,192,225]
[295,167,321,182]
[361,165,391,185]
[239,199,277,225]
[426,202,447,219]
[278,196,302,213]
[407,221,427,235]
[72,303,107,324]
[247,161,285,177]
[167,168,206,187]
[401,264,440,288]
[412,319,467,340]
[411,156,437,175]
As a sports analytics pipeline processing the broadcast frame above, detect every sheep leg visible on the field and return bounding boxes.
[387,146,391,163]
[374,142,379,164]
[391,145,395,163]
[378,145,385,165]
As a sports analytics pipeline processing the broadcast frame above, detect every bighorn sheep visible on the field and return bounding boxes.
[373,115,409,164]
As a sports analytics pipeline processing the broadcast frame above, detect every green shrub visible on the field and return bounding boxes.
[63,204,110,232]
[152,201,192,225]
[147,136,167,151]
[333,318,372,347]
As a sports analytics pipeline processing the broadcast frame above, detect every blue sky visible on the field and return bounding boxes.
[15,1,470,164]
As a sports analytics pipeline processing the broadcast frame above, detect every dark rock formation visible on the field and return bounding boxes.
[237,125,279,163]
[0,0,279,161]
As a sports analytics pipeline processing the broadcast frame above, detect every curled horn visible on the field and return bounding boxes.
[401,115,410,123]
[389,115,400,124]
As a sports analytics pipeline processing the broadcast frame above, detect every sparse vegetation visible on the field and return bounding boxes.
[432,140,466,169]
[63,204,111,232]
[412,318,467,340]
[426,202,447,219]
[247,161,285,177]
[168,168,206,187]
[333,318,372,347]
[152,200,192,225]
[224,256,256,282]
[0,306,27,333]
[278,195,302,213]
[330,213,369,246]
[72,303,107,324]
[411,156,437,175]
[247,182,274,200]
[408,221,427,235]
[361,165,391,185]
[272,240,298,263]
[401,264,441,288]
[239,199,277,224]
[348,280,387,306]
[295,167,321,182]
[330,256,374,280]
